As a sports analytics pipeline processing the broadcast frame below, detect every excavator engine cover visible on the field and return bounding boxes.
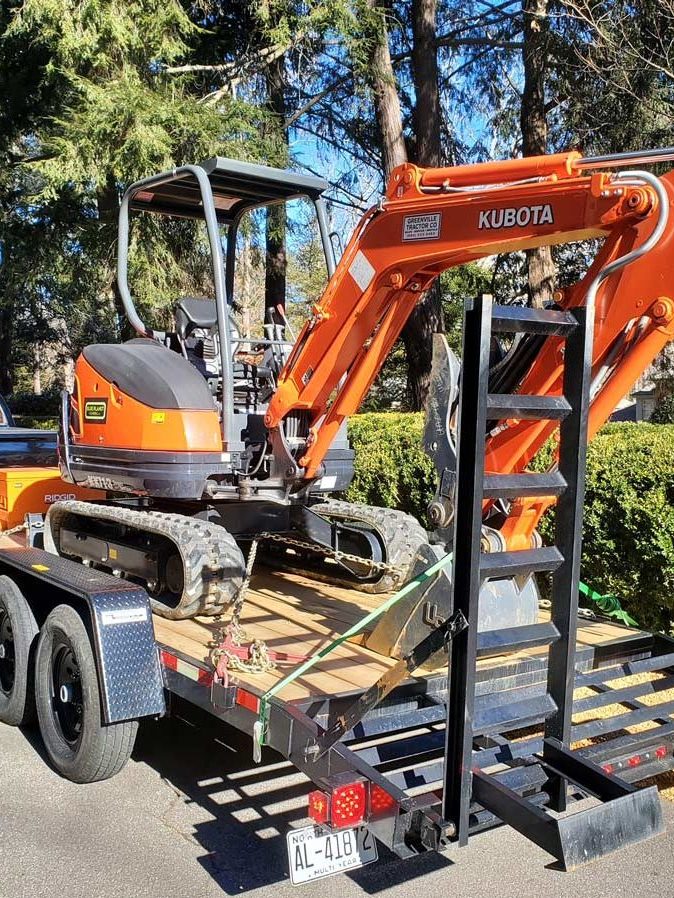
[61,339,231,498]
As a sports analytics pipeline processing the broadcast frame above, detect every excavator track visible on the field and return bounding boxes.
[44,500,245,620]
[293,499,431,593]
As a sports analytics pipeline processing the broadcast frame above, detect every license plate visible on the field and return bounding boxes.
[287,824,378,885]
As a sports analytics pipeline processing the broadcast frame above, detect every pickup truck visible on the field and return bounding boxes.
[0,395,57,467]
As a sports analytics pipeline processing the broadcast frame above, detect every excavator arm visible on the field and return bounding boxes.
[266,149,674,545]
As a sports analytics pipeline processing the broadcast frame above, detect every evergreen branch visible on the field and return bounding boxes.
[284,75,351,128]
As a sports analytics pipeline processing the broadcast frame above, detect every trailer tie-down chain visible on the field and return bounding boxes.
[257,530,407,579]
[211,530,406,680]
[211,537,279,678]
[252,549,456,762]
[2,522,27,537]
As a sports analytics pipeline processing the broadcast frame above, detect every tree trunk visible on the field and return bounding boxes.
[521,0,555,308]
[365,0,406,179]
[97,175,132,339]
[401,0,444,409]
[0,303,13,395]
[412,0,441,169]
[33,344,41,395]
[265,54,288,327]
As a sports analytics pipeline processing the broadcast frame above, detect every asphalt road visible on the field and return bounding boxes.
[1,708,673,898]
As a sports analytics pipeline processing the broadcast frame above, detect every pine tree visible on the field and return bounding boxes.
[0,0,271,390]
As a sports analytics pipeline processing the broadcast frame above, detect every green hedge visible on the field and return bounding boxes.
[347,415,674,632]
[7,388,61,418]
[346,413,434,521]
[12,416,59,430]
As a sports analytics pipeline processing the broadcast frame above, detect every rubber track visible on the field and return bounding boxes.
[307,499,431,594]
[44,501,245,620]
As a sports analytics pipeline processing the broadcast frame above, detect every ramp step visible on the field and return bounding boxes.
[473,691,558,736]
[480,546,564,580]
[472,766,663,871]
[477,621,560,659]
[487,393,572,420]
[483,471,567,499]
[491,306,578,336]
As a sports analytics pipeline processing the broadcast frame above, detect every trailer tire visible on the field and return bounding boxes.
[0,576,39,727]
[35,604,138,783]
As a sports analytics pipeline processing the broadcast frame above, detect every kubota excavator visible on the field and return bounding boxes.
[45,147,674,658]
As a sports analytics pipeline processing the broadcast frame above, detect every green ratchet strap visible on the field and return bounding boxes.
[252,550,454,760]
[250,554,636,759]
[579,580,637,627]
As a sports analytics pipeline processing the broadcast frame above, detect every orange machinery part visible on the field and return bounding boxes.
[264,149,674,548]
[71,355,222,452]
[0,467,103,530]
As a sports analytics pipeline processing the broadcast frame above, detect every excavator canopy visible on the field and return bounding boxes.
[128,156,329,224]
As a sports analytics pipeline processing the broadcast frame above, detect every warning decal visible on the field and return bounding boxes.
[348,250,376,292]
[402,212,442,241]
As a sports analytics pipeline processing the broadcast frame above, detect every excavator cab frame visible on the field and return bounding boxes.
[115,157,336,453]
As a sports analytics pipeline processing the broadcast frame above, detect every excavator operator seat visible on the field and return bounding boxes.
[174,297,218,340]
[82,339,217,411]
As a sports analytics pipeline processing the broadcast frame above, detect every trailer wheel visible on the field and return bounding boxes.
[35,604,138,783]
[0,576,39,726]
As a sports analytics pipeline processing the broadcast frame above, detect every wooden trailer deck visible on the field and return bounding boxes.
[153,567,644,703]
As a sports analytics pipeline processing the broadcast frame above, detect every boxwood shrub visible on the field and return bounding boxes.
[347,415,674,632]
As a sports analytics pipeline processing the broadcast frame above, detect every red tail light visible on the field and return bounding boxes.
[602,745,670,776]
[307,779,398,829]
[331,781,367,828]
[308,790,331,824]
[369,783,397,817]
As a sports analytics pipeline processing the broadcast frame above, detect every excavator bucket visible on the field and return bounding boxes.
[364,332,539,662]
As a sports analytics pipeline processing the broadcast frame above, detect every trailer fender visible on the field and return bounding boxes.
[0,545,165,724]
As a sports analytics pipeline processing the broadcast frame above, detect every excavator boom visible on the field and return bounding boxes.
[266,149,674,544]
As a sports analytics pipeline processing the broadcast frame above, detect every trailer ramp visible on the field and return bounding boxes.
[441,295,664,865]
[274,296,666,869]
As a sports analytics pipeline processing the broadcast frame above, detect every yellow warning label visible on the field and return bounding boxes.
[151,412,166,424]
[31,564,50,572]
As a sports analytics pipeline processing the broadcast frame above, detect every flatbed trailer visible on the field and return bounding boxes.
[2,297,674,881]
[1,537,673,883]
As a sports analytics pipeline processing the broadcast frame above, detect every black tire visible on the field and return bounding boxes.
[0,576,39,727]
[35,604,138,783]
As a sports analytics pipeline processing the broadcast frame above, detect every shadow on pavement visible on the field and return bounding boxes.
[130,699,453,895]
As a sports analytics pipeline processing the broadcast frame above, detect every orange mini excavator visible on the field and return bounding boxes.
[44,148,674,652]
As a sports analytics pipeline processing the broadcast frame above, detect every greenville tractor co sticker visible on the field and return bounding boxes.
[402,213,442,241]
[478,203,554,230]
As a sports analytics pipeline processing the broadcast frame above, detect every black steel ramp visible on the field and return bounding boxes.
[442,294,665,867]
